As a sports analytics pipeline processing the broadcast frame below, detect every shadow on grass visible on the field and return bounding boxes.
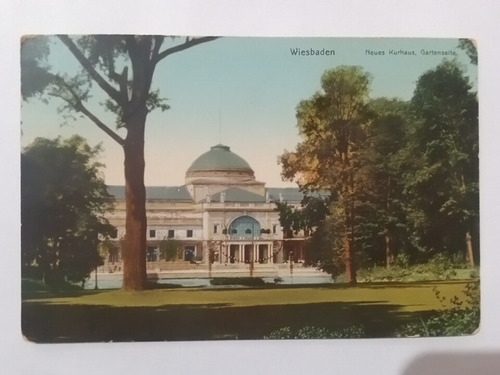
[22,297,436,343]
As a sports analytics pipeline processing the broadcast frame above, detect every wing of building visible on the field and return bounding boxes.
[104,144,309,272]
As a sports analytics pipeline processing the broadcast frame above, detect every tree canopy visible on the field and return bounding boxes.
[403,60,479,264]
[21,35,218,290]
[280,65,373,283]
[279,60,479,281]
[21,135,115,286]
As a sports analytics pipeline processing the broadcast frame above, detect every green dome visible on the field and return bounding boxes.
[186,144,253,174]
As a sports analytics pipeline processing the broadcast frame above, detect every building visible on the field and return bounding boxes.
[105,144,308,271]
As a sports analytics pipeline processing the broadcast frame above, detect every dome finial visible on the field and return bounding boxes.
[211,144,230,151]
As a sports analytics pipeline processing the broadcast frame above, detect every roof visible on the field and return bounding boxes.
[207,187,267,203]
[107,185,319,204]
[266,187,305,202]
[107,185,192,201]
[186,144,254,174]
[267,187,329,202]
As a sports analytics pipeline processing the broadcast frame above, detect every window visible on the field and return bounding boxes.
[167,229,175,238]
[228,216,261,238]
[149,229,156,238]
[187,229,193,238]
[213,224,218,234]
[272,224,277,234]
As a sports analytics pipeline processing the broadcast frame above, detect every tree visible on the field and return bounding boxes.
[458,39,478,65]
[275,193,330,267]
[363,98,411,267]
[403,60,479,265]
[159,238,181,262]
[21,135,115,286]
[21,35,218,290]
[280,66,372,283]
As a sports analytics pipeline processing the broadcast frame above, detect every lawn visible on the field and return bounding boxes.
[22,280,477,342]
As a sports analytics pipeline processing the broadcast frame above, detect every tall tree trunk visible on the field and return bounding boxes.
[385,231,392,269]
[344,236,357,284]
[466,230,474,267]
[122,108,148,290]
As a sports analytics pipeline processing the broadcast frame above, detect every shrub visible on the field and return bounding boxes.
[357,253,470,282]
[469,268,479,279]
[210,277,266,286]
[159,238,181,262]
[22,277,83,292]
[395,282,479,337]
[393,253,411,268]
[264,325,365,339]
[273,277,284,284]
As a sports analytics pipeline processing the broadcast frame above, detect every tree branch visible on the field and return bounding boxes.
[151,36,164,61]
[58,35,125,107]
[51,76,125,147]
[154,36,219,64]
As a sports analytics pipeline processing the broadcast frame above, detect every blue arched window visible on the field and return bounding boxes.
[228,216,261,239]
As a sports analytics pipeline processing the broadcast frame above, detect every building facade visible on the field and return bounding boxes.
[105,144,308,270]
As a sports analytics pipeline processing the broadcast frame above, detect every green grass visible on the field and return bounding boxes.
[22,280,477,342]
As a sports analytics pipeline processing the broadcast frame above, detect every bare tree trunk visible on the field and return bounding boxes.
[122,108,148,290]
[344,236,357,284]
[466,230,474,267]
[385,232,392,269]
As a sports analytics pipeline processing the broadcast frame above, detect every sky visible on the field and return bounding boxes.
[21,37,477,188]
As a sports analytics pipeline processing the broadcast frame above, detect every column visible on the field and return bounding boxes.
[220,242,224,264]
[203,241,208,264]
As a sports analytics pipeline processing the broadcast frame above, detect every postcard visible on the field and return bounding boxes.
[20,36,479,342]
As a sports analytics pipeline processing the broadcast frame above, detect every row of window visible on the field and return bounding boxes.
[146,245,196,262]
[149,224,280,239]
[214,224,279,234]
[149,229,193,238]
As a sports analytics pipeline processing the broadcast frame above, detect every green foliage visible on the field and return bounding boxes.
[275,194,329,237]
[159,238,181,261]
[402,60,479,261]
[265,325,365,339]
[21,135,115,286]
[22,35,218,290]
[280,58,479,279]
[357,254,476,282]
[22,278,83,292]
[279,66,376,282]
[393,253,410,268]
[20,36,53,100]
[396,282,479,337]
[305,211,346,277]
[280,65,372,191]
[210,277,266,286]
[469,268,479,279]
[458,39,478,65]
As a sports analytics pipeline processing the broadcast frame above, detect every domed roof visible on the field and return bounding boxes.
[186,144,253,174]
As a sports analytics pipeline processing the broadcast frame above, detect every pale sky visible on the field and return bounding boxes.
[21,37,477,187]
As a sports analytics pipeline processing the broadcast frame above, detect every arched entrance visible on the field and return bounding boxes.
[228,216,261,240]
[220,216,274,265]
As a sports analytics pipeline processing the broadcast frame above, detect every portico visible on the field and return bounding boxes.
[222,241,274,264]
